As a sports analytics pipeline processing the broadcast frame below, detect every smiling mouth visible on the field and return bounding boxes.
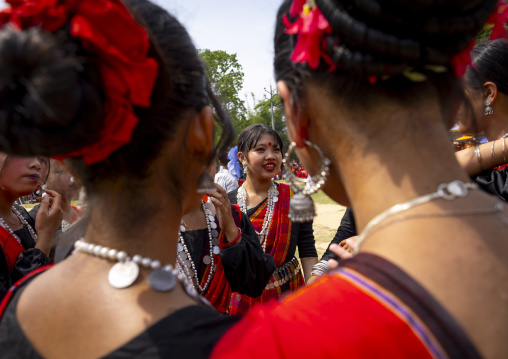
[264,163,276,171]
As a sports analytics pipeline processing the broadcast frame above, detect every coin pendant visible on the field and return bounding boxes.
[147,268,177,292]
[203,255,211,265]
[108,262,139,289]
[213,246,221,255]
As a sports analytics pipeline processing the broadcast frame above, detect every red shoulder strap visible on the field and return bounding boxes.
[0,225,25,273]
[0,264,53,323]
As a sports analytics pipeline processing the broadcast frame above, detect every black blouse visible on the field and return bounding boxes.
[0,205,50,300]
[228,185,317,261]
[320,207,357,262]
[180,208,275,298]
[0,272,240,359]
[473,167,508,201]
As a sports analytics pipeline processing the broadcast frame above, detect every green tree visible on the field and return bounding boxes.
[199,49,247,128]
[245,94,291,154]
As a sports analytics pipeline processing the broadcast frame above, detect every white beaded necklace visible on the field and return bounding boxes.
[74,239,197,296]
[237,182,279,252]
[0,206,37,245]
[177,201,220,294]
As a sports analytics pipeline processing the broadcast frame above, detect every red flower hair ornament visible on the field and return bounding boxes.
[0,0,159,165]
[451,1,508,77]
[284,0,335,71]
[286,0,508,80]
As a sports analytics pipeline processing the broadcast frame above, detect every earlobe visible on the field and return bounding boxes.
[187,106,214,159]
[277,81,309,147]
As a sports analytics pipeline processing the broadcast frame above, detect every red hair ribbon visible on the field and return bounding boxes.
[451,1,508,78]
[0,0,159,165]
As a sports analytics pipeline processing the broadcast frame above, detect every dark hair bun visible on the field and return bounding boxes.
[0,26,103,156]
[315,0,499,75]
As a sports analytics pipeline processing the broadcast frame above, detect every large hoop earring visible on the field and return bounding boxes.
[282,141,331,222]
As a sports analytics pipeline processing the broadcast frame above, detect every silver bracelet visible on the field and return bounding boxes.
[311,260,330,276]
[475,145,485,171]
[491,140,496,167]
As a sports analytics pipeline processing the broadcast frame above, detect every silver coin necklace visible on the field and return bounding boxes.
[73,239,196,296]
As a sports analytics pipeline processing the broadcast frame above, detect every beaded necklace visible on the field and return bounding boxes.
[0,206,37,245]
[237,182,278,252]
[177,201,220,294]
[74,239,197,296]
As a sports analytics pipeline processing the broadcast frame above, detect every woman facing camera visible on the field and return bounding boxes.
[0,155,61,300]
[0,0,243,358]
[213,0,508,358]
[227,124,318,316]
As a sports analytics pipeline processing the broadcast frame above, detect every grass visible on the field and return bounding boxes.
[276,179,338,205]
[19,200,80,210]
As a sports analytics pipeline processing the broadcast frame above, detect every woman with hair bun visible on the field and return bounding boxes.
[0,0,254,357]
[213,1,508,358]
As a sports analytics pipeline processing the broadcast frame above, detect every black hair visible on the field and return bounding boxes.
[274,0,497,114]
[238,124,284,155]
[0,0,234,195]
[218,149,230,166]
[465,39,508,95]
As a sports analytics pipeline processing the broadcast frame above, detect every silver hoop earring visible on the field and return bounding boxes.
[282,141,331,222]
[485,98,494,116]
[242,162,249,174]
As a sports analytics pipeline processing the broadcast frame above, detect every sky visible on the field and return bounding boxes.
[156,0,282,104]
[0,0,284,105]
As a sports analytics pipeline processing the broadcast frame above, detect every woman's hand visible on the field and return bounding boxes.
[35,189,63,256]
[327,237,357,270]
[208,184,239,243]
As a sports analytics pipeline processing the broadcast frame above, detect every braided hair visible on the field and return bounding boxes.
[275,0,498,110]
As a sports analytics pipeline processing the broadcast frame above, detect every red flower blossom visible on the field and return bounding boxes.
[284,3,335,70]
[289,0,306,18]
[0,0,158,165]
[486,1,508,40]
[450,39,475,78]
[451,1,508,78]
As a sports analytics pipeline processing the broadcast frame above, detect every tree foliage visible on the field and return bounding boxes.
[199,49,247,127]
[245,93,291,154]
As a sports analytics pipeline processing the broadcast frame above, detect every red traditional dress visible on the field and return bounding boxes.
[228,183,316,316]
[180,205,275,313]
[213,253,481,359]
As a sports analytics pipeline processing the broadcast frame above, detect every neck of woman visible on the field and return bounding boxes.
[243,175,274,195]
[317,100,476,235]
[0,189,18,219]
[83,190,182,267]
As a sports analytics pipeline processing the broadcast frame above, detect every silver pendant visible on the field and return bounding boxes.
[211,230,219,237]
[289,192,316,223]
[147,268,177,292]
[108,261,140,289]
[203,255,211,265]
[213,246,221,255]
[212,237,220,246]
[210,222,217,229]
